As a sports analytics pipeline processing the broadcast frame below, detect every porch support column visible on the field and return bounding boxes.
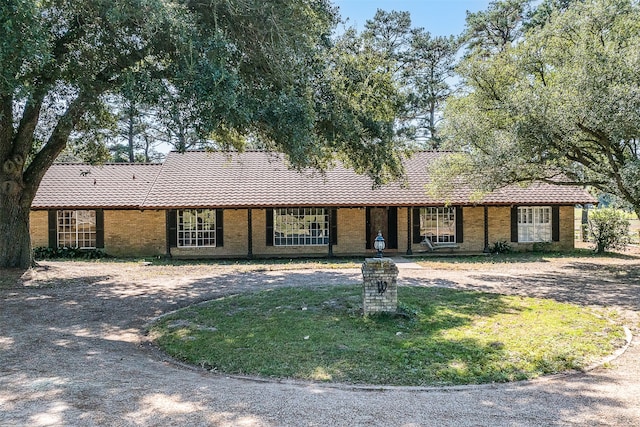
[328,208,334,257]
[247,208,253,259]
[484,206,490,252]
[406,208,413,255]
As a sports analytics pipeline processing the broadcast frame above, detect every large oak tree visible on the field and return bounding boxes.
[0,0,406,268]
[438,0,640,217]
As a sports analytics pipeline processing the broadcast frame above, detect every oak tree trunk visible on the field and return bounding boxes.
[0,189,32,269]
[1,146,37,269]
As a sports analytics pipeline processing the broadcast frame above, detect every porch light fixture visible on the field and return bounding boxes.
[374,231,385,258]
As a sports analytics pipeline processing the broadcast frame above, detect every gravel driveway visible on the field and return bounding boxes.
[1,255,640,426]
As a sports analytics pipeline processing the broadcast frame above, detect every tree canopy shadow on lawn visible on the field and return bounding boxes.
[412,249,640,266]
[461,261,640,312]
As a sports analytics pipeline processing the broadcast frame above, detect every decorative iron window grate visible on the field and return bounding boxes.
[274,208,329,246]
[177,209,216,247]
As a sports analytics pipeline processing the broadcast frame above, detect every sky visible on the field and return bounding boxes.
[333,0,493,36]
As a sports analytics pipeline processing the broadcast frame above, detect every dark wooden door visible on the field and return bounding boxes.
[366,207,398,250]
[369,207,388,249]
[366,207,393,249]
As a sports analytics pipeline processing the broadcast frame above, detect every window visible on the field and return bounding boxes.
[419,207,456,243]
[518,206,551,242]
[57,210,96,249]
[273,208,328,246]
[177,209,216,247]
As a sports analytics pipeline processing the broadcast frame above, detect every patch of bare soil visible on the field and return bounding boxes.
[1,254,640,426]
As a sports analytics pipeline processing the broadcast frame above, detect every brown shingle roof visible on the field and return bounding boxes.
[31,151,596,209]
[139,151,596,208]
[31,163,162,209]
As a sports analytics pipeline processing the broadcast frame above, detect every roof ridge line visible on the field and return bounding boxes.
[168,149,272,153]
[140,160,166,208]
[52,162,163,166]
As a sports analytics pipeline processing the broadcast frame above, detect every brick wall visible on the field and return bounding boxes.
[169,205,575,257]
[460,206,485,252]
[29,211,49,248]
[397,208,409,253]
[222,209,250,256]
[334,208,365,255]
[487,206,512,245]
[557,206,575,250]
[105,210,165,257]
[30,205,577,258]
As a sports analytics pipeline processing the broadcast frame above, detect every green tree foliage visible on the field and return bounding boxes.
[359,9,460,147]
[316,26,408,181]
[588,208,630,253]
[108,72,164,163]
[409,32,459,146]
[0,0,407,268]
[524,0,585,30]
[463,0,529,55]
[363,9,413,69]
[439,0,640,218]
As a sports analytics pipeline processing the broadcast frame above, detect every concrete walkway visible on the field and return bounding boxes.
[1,258,640,426]
[390,256,424,269]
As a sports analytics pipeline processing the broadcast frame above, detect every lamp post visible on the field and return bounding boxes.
[373,231,385,258]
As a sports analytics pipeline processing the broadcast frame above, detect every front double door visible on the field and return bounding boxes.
[366,207,398,250]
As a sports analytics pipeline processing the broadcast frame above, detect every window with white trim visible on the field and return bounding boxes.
[57,210,96,249]
[518,206,551,242]
[274,208,328,246]
[177,209,216,247]
[419,207,456,243]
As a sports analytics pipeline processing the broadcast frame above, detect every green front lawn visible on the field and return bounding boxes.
[150,285,625,386]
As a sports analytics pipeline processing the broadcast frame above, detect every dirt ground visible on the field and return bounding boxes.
[1,249,640,426]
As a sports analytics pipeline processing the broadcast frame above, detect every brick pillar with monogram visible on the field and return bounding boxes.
[361,258,399,315]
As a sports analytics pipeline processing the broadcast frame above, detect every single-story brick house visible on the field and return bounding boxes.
[30,151,596,258]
